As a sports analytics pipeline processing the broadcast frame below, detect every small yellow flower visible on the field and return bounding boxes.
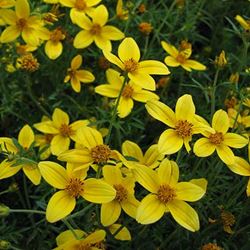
[103,37,170,91]
[235,15,250,31]
[73,5,124,51]
[194,109,248,164]
[229,72,239,84]
[116,0,129,20]
[227,108,250,130]
[134,159,206,231]
[138,22,153,35]
[161,40,206,71]
[214,50,227,68]
[38,161,116,223]
[95,69,159,118]
[16,53,39,72]
[64,55,95,93]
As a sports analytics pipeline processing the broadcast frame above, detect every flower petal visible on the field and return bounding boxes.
[45,41,63,60]
[101,200,121,226]
[175,94,195,122]
[51,135,70,155]
[71,54,82,69]
[193,138,216,157]
[122,140,143,162]
[76,70,95,83]
[53,108,69,127]
[143,144,164,169]
[216,144,235,165]
[139,60,170,75]
[0,26,20,43]
[132,89,159,103]
[175,182,205,201]
[18,124,34,149]
[94,35,111,51]
[227,156,250,176]
[73,11,92,29]
[102,25,124,40]
[0,160,21,180]
[109,224,131,241]
[73,30,94,49]
[223,133,248,148]
[118,37,140,62]
[103,165,122,185]
[95,84,120,98]
[164,56,180,67]
[121,195,140,218]
[128,72,155,91]
[92,5,108,26]
[117,97,134,118]
[184,59,206,71]
[16,0,30,19]
[22,165,41,185]
[161,41,179,57]
[33,121,58,134]
[103,50,124,69]
[212,109,229,134]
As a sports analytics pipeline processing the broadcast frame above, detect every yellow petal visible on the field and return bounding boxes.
[235,15,250,30]
[23,165,41,185]
[175,94,195,122]
[102,25,124,40]
[212,109,229,134]
[175,182,205,201]
[193,138,216,157]
[109,224,131,241]
[0,137,17,153]
[92,4,108,26]
[18,124,34,149]
[38,161,69,189]
[1,9,16,25]
[0,25,20,43]
[60,0,74,7]
[33,121,58,134]
[216,144,235,165]
[143,144,164,169]
[223,133,248,148]
[164,56,180,67]
[22,27,39,46]
[117,97,133,118]
[161,41,179,57]
[73,11,92,29]
[145,100,176,127]
[121,195,140,218]
[103,165,122,185]
[45,41,63,60]
[122,140,143,162]
[103,50,124,69]
[101,200,121,226]
[190,178,208,192]
[139,60,170,75]
[128,71,155,91]
[70,76,81,93]
[118,37,140,62]
[95,84,120,98]
[76,70,95,83]
[158,129,183,154]
[83,230,106,245]
[106,68,124,86]
[73,30,94,49]
[136,194,165,224]
[69,120,89,133]
[16,0,30,19]
[157,158,179,186]
[168,200,199,232]
[56,230,86,246]
[46,190,76,223]
[51,135,70,156]
[94,35,111,51]
[52,108,69,127]
[83,178,116,203]
[184,59,206,71]
[0,160,21,180]
[132,89,159,103]
[247,178,250,197]
[227,157,250,176]
[71,55,82,69]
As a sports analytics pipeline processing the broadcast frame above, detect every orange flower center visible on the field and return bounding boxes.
[75,244,91,250]
[90,24,102,35]
[50,28,65,43]
[113,184,128,202]
[201,243,222,250]
[18,53,39,72]
[124,58,139,73]
[16,18,27,30]
[121,85,134,98]
[74,0,87,10]
[45,134,53,143]
[175,120,193,138]
[157,184,176,204]
[59,124,74,137]
[209,132,224,145]
[176,53,187,64]
[90,144,111,164]
[65,178,84,198]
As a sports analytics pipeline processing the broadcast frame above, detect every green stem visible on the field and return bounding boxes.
[0,190,9,196]
[9,209,45,215]
[210,68,220,121]
[68,203,94,219]
[104,75,128,145]
[238,38,249,73]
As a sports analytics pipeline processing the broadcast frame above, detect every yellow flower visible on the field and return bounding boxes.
[54,229,106,250]
[38,161,116,223]
[64,54,95,93]
[100,165,140,226]
[109,224,131,241]
[146,94,210,154]
[34,108,89,155]
[0,125,41,185]
[58,126,117,170]
[73,5,124,51]
[121,140,164,169]
[60,0,101,24]
[214,50,227,68]
[227,108,250,130]
[0,0,44,46]
[0,0,15,8]
[16,53,39,72]
[116,0,129,20]
[161,40,206,71]
[193,109,248,164]
[103,37,170,91]
[95,69,159,118]
[235,15,250,31]
[133,159,206,231]
[138,22,153,35]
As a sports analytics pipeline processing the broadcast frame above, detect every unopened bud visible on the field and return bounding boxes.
[214,50,227,68]
[0,240,11,250]
[0,204,10,217]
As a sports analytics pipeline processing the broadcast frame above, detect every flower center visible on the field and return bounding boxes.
[74,0,87,10]
[157,184,176,204]
[209,132,224,145]
[176,53,187,64]
[175,120,193,138]
[90,24,102,35]
[45,134,53,143]
[65,178,84,198]
[59,124,74,137]
[124,58,139,73]
[201,243,222,250]
[17,53,39,72]
[16,18,27,30]
[113,184,128,202]
[50,28,65,43]
[90,144,111,164]
[121,85,134,98]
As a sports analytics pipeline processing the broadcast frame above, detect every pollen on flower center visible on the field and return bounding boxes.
[75,244,91,250]
[59,124,74,137]
[209,132,224,145]
[45,134,53,143]
[122,85,134,98]
[113,184,128,202]
[157,184,176,204]
[65,178,84,198]
[175,120,193,138]
[90,144,111,164]
[17,53,39,72]
[176,53,186,64]
[124,58,139,73]
[74,0,87,10]
[50,28,65,43]
[90,24,102,35]
[16,18,27,30]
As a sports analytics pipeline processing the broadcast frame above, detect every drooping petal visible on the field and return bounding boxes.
[216,144,235,165]
[139,60,170,75]
[70,76,81,93]
[168,200,200,232]
[212,109,229,134]
[223,133,248,148]
[121,195,140,218]
[122,140,143,162]
[118,37,140,62]
[51,135,70,155]
[145,100,176,127]
[95,84,120,98]
[175,182,205,201]
[175,94,195,122]
[0,26,20,43]
[103,165,122,185]
[38,161,69,189]
[227,157,250,176]
[143,144,164,169]
[164,56,180,67]
[83,178,116,203]
[158,129,183,155]
[102,25,124,40]
[136,194,165,224]
[117,97,134,118]
[16,0,30,19]
[45,41,63,60]
[128,72,155,91]
[22,165,41,185]
[46,190,76,223]
[92,4,108,26]
[184,59,206,71]
[101,200,121,226]
[193,138,216,157]
[103,50,124,69]
[18,124,34,149]
[0,160,21,180]
[73,30,94,49]
[161,41,179,57]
